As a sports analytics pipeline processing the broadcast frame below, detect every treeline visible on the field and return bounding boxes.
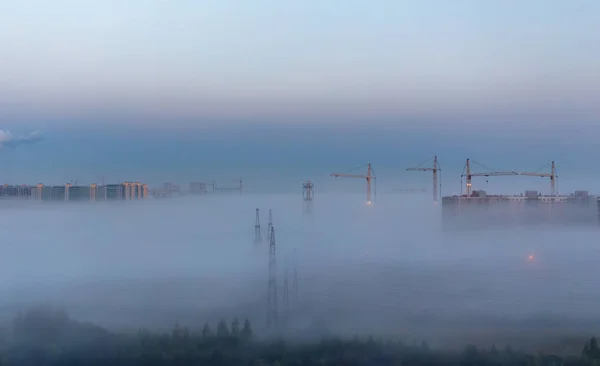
[2,306,600,365]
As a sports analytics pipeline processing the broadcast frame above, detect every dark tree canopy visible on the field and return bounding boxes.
[241,318,253,341]
[202,323,212,340]
[231,318,240,337]
[1,307,599,366]
[216,319,230,338]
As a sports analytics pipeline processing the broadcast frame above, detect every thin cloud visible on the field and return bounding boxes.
[0,130,44,148]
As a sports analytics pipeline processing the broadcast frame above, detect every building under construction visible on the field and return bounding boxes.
[442,189,598,229]
[0,182,149,202]
[441,158,598,228]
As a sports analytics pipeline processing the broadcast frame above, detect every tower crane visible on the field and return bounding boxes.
[206,180,216,194]
[519,161,557,196]
[232,177,242,195]
[462,158,519,196]
[330,163,375,204]
[406,155,441,202]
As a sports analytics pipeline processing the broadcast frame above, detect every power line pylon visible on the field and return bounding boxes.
[302,180,314,214]
[267,209,273,242]
[292,248,298,301]
[267,226,278,331]
[283,260,289,329]
[254,208,261,244]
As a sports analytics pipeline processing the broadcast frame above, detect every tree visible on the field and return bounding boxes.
[231,318,240,337]
[583,341,590,357]
[460,344,483,366]
[490,344,498,357]
[172,323,182,339]
[241,319,253,340]
[591,337,599,354]
[13,306,71,344]
[217,319,230,338]
[584,337,600,360]
[202,323,212,340]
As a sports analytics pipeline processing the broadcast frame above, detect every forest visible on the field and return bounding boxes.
[1,306,600,365]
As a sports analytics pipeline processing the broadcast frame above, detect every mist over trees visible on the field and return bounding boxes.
[0,306,599,366]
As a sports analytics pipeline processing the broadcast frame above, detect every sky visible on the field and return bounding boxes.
[0,0,599,188]
[1,0,599,129]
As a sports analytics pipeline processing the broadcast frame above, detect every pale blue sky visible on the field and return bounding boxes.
[1,0,598,130]
[0,1,599,191]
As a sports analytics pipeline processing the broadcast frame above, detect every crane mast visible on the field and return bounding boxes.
[433,156,438,202]
[463,158,519,196]
[465,158,471,196]
[406,155,440,202]
[519,161,557,196]
[232,177,242,195]
[330,163,375,204]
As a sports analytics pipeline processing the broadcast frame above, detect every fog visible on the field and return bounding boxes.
[0,193,599,349]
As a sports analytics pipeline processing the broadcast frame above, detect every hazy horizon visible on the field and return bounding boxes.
[0,125,596,196]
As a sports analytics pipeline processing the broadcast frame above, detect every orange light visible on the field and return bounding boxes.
[366,201,372,205]
[528,255,534,261]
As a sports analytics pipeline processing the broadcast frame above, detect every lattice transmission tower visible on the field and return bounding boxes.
[283,260,289,327]
[267,209,273,242]
[267,226,278,330]
[293,248,298,301]
[302,180,314,214]
[254,208,261,244]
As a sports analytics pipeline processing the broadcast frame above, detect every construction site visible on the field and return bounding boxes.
[164,158,600,230]
[4,154,595,225]
[401,156,600,228]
